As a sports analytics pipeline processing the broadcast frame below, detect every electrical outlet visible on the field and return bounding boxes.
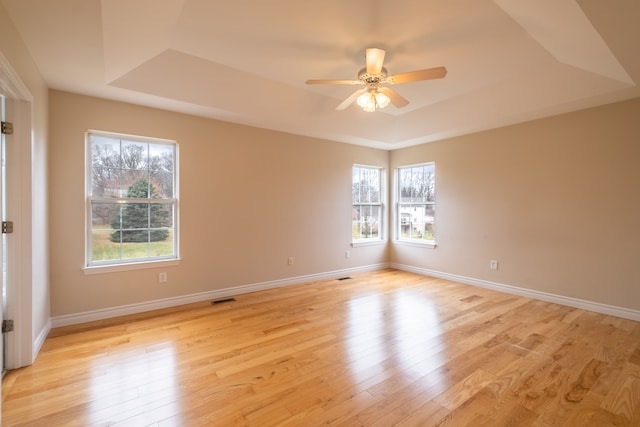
[490,260,498,270]
[288,256,294,265]
[159,272,168,283]
[345,250,351,259]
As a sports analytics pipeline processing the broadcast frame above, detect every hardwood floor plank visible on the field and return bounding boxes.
[600,364,640,422]
[3,269,640,426]
[394,401,450,427]
[433,369,496,411]
[565,358,607,403]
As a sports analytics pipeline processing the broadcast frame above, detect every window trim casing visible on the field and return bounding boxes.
[394,161,436,249]
[83,130,181,273]
[351,164,387,246]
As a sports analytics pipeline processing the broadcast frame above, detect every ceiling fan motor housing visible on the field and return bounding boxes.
[358,67,388,86]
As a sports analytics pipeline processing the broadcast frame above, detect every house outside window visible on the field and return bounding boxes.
[86,131,179,268]
[352,165,383,242]
[397,163,435,244]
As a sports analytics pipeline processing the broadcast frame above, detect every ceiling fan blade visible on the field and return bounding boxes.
[336,89,366,110]
[379,87,409,108]
[365,48,385,75]
[387,66,447,84]
[306,79,361,85]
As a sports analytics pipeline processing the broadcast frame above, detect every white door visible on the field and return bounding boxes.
[0,51,36,376]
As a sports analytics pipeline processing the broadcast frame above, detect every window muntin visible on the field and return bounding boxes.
[398,163,435,243]
[86,131,178,267]
[352,165,383,241]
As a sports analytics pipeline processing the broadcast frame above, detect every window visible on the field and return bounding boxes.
[352,165,383,241]
[397,163,435,244]
[86,131,179,268]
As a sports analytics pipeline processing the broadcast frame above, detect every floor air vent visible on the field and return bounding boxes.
[211,297,236,305]
[337,277,351,281]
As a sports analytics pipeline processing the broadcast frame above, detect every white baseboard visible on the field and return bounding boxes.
[50,263,389,328]
[390,263,640,322]
[50,262,639,328]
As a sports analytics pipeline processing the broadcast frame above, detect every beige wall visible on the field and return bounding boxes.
[49,90,389,317]
[391,98,640,311]
[0,2,49,361]
[49,90,640,319]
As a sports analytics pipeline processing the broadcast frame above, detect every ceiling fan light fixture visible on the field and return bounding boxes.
[375,91,390,109]
[357,91,375,111]
[357,89,390,112]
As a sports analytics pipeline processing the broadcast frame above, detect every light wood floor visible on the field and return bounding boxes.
[3,269,640,426]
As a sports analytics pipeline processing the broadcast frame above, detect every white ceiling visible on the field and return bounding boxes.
[3,0,639,149]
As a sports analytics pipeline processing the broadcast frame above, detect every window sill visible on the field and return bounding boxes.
[83,258,181,275]
[394,239,437,249]
[351,239,387,248]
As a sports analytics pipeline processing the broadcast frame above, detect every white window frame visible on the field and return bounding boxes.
[352,164,386,246]
[84,130,180,273]
[396,162,436,248]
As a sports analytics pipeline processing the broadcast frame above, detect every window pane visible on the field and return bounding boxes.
[352,205,363,239]
[358,173,369,203]
[92,168,121,198]
[151,171,173,198]
[149,203,173,228]
[357,205,369,239]
[399,168,412,203]
[399,206,415,238]
[352,168,361,203]
[367,169,380,203]
[400,205,433,240]
[424,164,435,203]
[425,204,435,223]
[121,172,150,197]
[121,140,148,170]
[151,231,174,257]
[91,202,118,228]
[367,205,380,238]
[91,202,121,261]
[91,135,121,165]
[150,144,174,172]
[423,204,435,240]
[353,205,378,239]
[122,240,150,260]
[91,228,121,262]
[413,207,426,239]
[353,205,367,240]
[411,168,421,202]
[120,202,148,230]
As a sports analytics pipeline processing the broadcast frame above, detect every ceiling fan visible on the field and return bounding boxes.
[306,48,447,112]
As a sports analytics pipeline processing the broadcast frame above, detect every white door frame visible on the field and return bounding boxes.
[0,50,34,370]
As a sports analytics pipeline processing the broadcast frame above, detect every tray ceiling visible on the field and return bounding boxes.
[3,0,638,149]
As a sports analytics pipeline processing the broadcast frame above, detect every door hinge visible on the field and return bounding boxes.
[1,121,13,135]
[2,319,14,333]
[2,221,13,234]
